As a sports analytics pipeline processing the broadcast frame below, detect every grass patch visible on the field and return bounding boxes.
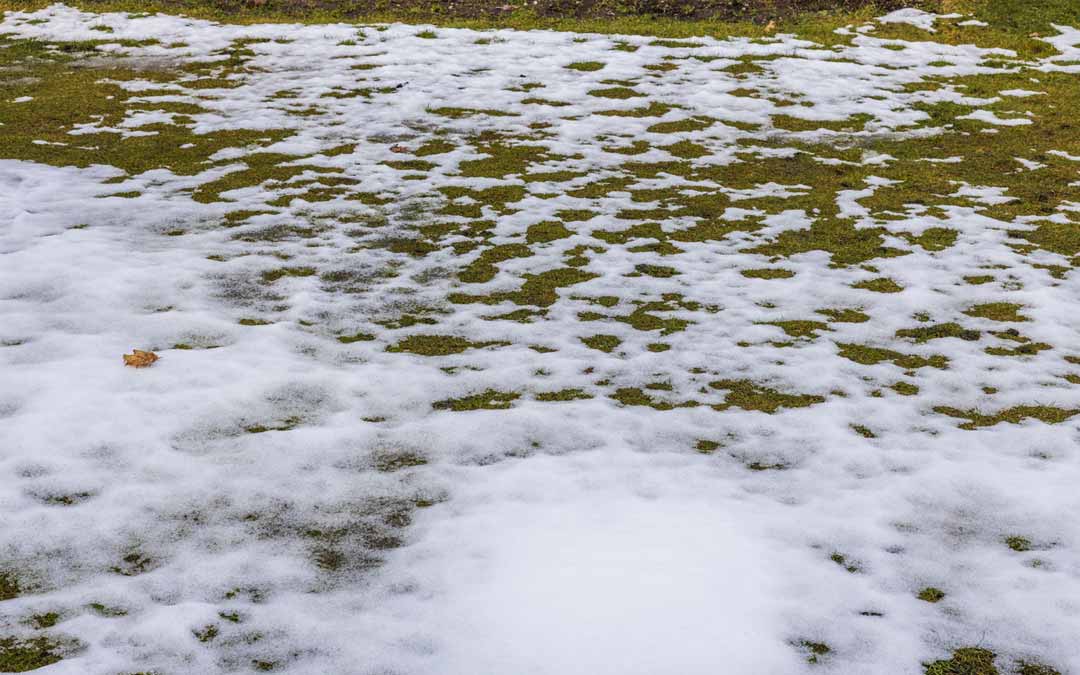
[933,405,1078,430]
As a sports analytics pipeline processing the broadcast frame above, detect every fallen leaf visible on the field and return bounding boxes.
[123,349,159,368]
[390,145,409,153]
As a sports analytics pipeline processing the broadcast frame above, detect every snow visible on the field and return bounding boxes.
[0,4,1079,675]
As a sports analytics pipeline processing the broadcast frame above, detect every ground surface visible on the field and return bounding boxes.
[0,3,1078,674]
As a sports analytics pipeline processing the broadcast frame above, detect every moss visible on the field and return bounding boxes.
[632,264,678,278]
[526,221,572,244]
[610,387,696,411]
[964,303,1030,322]
[28,613,59,630]
[84,603,124,618]
[337,332,375,344]
[933,405,1078,430]
[750,220,907,267]
[582,334,621,353]
[816,308,870,324]
[742,268,794,279]
[985,343,1052,357]
[597,101,675,118]
[853,277,904,293]
[895,323,980,343]
[798,640,831,665]
[383,159,436,172]
[890,382,920,396]
[110,552,153,577]
[429,106,517,119]
[695,439,720,454]
[566,61,604,71]
[906,227,958,252]
[372,451,427,472]
[647,342,670,352]
[918,587,946,603]
[829,552,860,573]
[451,268,598,307]
[261,267,315,283]
[964,275,995,285]
[1018,662,1062,675]
[238,318,271,326]
[458,141,548,178]
[851,424,876,438]
[535,388,592,401]
[0,636,65,672]
[387,335,506,356]
[414,139,456,156]
[458,243,533,283]
[763,320,829,339]
[432,389,519,411]
[710,379,824,413]
[193,624,219,643]
[837,344,948,370]
[647,117,713,134]
[1005,536,1032,552]
[648,39,705,48]
[588,86,643,99]
[1011,222,1080,258]
[0,573,18,601]
[924,647,998,675]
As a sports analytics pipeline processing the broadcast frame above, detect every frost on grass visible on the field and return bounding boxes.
[0,5,1079,674]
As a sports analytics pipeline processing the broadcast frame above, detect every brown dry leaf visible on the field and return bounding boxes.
[765,20,777,32]
[389,145,409,153]
[123,349,159,368]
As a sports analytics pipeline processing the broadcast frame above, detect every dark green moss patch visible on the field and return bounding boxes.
[742,268,794,279]
[829,552,860,573]
[388,335,507,356]
[853,277,904,293]
[536,388,593,401]
[0,636,66,672]
[964,303,1030,322]
[918,587,946,603]
[647,117,713,134]
[526,221,572,244]
[373,451,427,472]
[895,323,980,343]
[763,320,830,339]
[924,647,998,675]
[588,86,643,99]
[933,405,1078,430]
[0,573,18,602]
[582,334,621,353]
[797,640,831,665]
[710,379,824,413]
[1005,535,1032,552]
[261,267,315,283]
[837,344,948,370]
[433,389,519,411]
[816,308,870,323]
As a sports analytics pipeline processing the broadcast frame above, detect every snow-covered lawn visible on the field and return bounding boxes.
[1,4,1078,673]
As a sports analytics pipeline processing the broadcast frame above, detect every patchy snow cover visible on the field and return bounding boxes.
[0,4,1078,674]
[877,8,963,33]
